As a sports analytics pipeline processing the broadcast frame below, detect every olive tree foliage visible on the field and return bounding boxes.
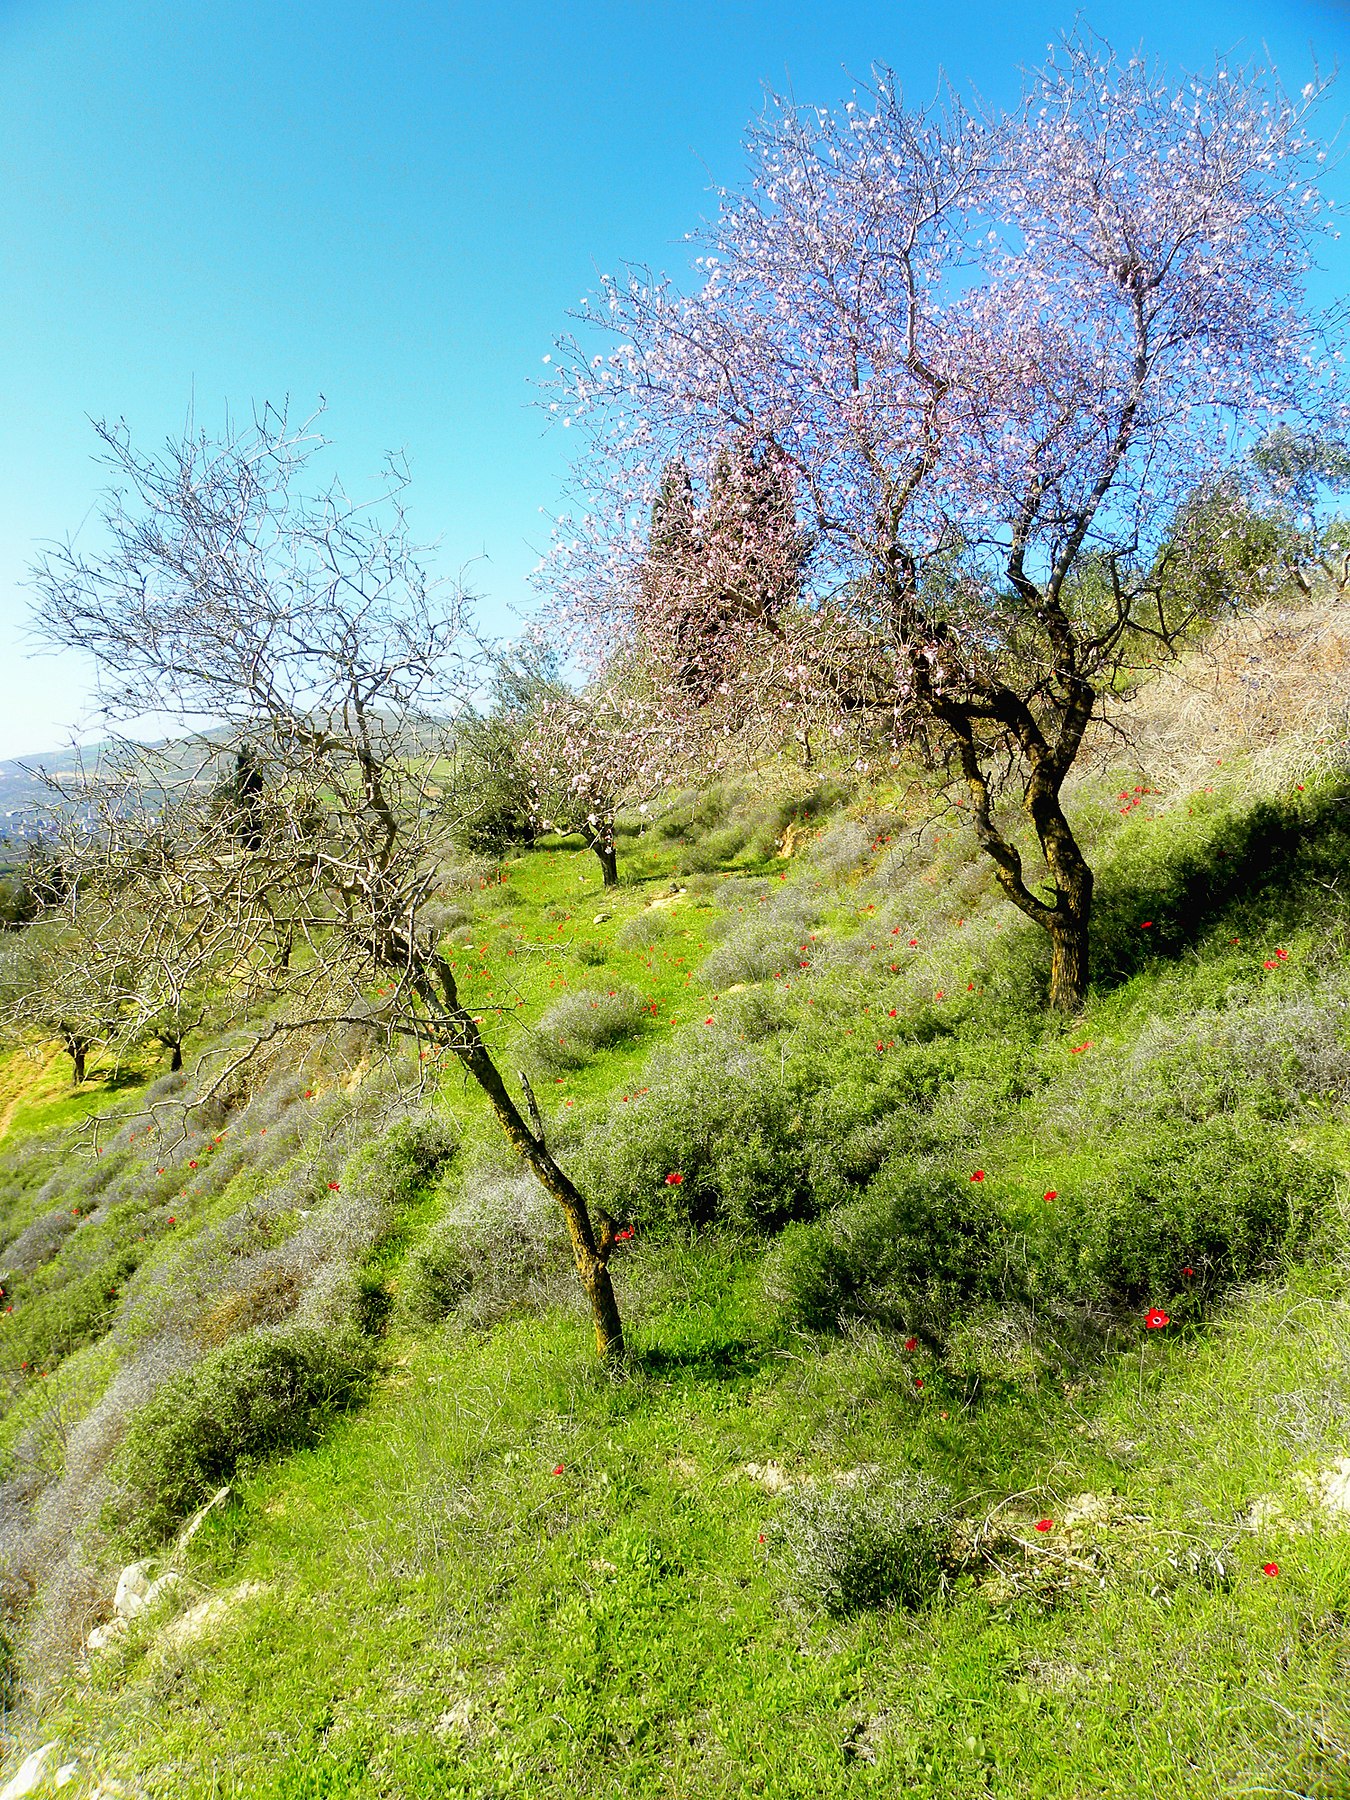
[27,407,627,1359]
[1250,425,1350,593]
[548,37,1342,1011]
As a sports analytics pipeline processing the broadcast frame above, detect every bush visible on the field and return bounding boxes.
[700,902,819,989]
[615,910,672,952]
[376,1110,459,1203]
[763,1163,1007,1337]
[775,1471,955,1615]
[530,984,646,1072]
[1046,1120,1329,1314]
[116,1325,375,1543]
[400,1168,572,1329]
[812,819,872,879]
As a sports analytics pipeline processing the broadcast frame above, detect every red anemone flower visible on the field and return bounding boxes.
[1035,1519,1053,1533]
[551,1464,565,1476]
[1043,1190,1058,1202]
[903,1337,918,1352]
[328,1181,340,1191]
[1263,1562,1279,1577]
[665,1172,684,1186]
[1145,1307,1169,1329]
[970,1169,986,1182]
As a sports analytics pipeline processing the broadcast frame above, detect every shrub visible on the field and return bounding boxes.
[116,1325,375,1543]
[763,1163,1007,1337]
[700,902,819,988]
[400,1168,572,1329]
[775,1471,955,1615]
[574,938,609,967]
[530,984,646,1072]
[812,819,872,879]
[1045,1120,1329,1314]
[377,1110,459,1203]
[615,910,672,952]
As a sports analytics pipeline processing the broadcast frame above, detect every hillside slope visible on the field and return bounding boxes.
[0,603,1347,1797]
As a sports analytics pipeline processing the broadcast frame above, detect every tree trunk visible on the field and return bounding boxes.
[1029,781,1094,1015]
[595,842,618,888]
[422,955,625,1360]
[170,1042,183,1073]
[67,1040,86,1085]
[1047,907,1090,1014]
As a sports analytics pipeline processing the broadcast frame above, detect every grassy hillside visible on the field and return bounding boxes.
[0,605,1348,1797]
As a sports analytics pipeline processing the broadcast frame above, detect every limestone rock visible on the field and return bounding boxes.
[86,1617,128,1653]
[113,1562,153,1618]
[155,1581,271,1654]
[0,1744,59,1800]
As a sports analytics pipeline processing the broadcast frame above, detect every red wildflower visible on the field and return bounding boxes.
[1043,1190,1057,1202]
[328,1181,340,1191]
[1263,1562,1279,1577]
[615,1226,634,1242]
[1182,1266,1194,1278]
[1141,921,1152,929]
[914,1377,924,1389]
[665,1172,684,1186]
[167,1216,176,1226]
[188,1161,198,1169]
[909,938,918,948]
[888,1009,897,1018]
[903,1337,918,1352]
[970,1169,986,1182]
[705,1016,714,1026]
[551,1464,565,1476]
[1034,1519,1053,1533]
[1145,1307,1169,1329]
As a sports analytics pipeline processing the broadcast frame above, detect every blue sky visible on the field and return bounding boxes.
[0,0,1347,757]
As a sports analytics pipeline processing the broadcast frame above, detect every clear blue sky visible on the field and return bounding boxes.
[0,0,1346,757]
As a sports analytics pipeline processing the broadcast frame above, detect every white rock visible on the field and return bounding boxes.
[0,1744,59,1800]
[53,1765,78,1789]
[86,1617,128,1653]
[113,1562,154,1619]
[1318,1456,1350,1517]
[155,1581,271,1654]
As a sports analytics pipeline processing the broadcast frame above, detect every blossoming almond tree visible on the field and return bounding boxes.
[28,408,627,1359]
[549,36,1341,1010]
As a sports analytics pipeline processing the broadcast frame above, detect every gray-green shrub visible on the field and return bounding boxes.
[529,984,646,1071]
[763,1163,1006,1337]
[115,1324,375,1544]
[776,1471,955,1615]
[400,1168,572,1329]
[1044,1119,1330,1314]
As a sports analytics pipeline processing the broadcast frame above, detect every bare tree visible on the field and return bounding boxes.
[28,405,627,1359]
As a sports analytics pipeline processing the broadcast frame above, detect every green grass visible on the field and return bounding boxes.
[2,761,1350,1795]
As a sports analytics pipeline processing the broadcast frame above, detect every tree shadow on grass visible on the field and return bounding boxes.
[1092,784,1350,986]
[628,1337,769,1383]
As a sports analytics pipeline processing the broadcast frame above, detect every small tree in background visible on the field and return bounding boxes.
[28,407,628,1360]
[550,36,1340,1010]
[0,914,140,1084]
